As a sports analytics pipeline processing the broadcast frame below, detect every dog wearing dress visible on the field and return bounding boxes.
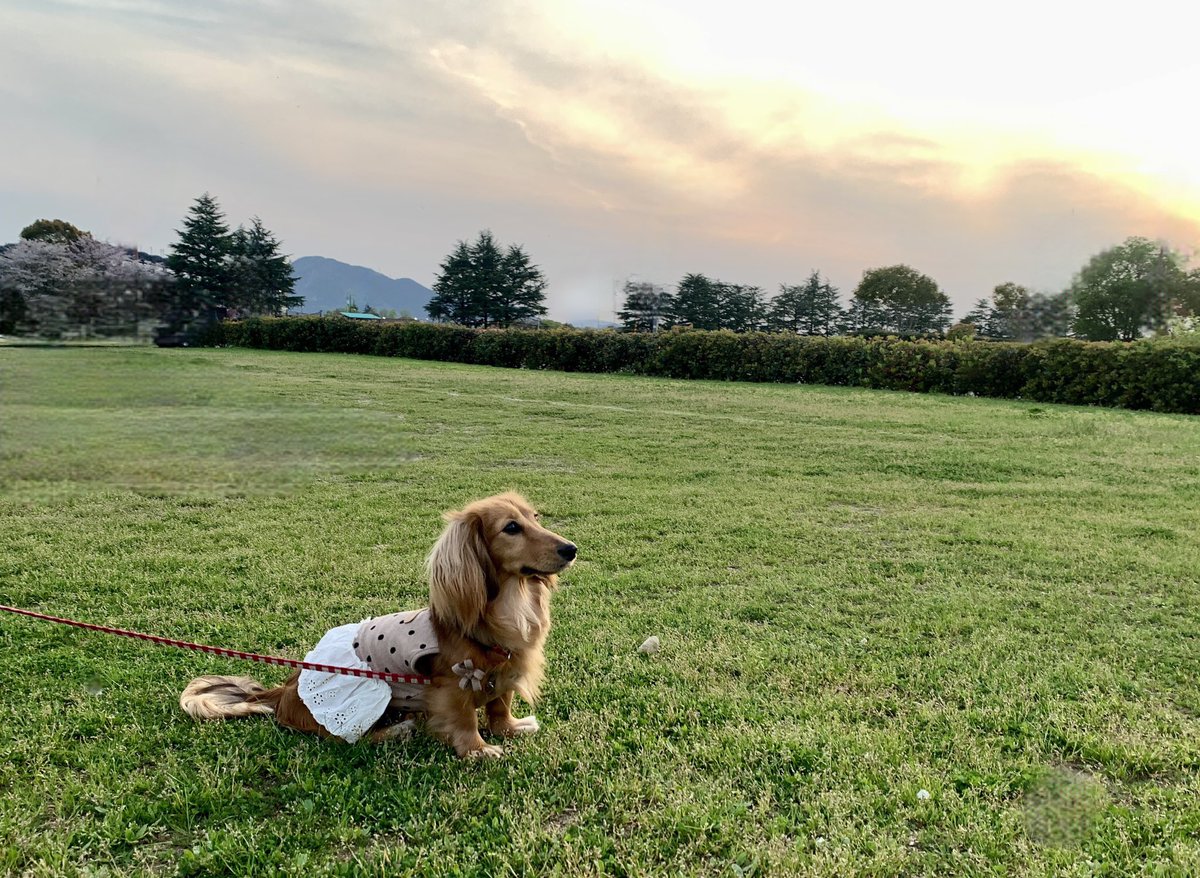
[180,493,576,759]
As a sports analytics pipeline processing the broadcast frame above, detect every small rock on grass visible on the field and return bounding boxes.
[638,636,660,654]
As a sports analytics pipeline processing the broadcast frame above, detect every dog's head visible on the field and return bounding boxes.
[427,493,576,637]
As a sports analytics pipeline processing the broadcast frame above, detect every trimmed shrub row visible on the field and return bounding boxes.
[206,317,1200,415]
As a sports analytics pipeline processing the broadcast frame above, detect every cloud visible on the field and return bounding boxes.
[0,0,1197,323]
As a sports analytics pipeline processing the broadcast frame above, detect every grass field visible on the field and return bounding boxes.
[1,347,1198,877]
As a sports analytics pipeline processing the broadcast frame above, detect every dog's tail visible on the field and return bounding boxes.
[180,675,282,721]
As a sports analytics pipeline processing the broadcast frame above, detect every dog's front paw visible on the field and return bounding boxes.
[465,743,504,760]
[510,715,540,736]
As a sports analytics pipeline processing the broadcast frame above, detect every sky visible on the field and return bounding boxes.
[3,0,1199,323]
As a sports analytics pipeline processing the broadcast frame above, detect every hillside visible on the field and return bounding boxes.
[290,255,432,316]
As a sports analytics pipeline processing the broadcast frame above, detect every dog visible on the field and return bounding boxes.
[180,493,576,758]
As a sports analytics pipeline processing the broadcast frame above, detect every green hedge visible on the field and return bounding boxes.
[207,317,1200,415]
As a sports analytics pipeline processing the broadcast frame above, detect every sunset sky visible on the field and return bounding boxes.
[3,0,1199,322]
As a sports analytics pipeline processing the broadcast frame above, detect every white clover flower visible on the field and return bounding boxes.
[917,789,931,801]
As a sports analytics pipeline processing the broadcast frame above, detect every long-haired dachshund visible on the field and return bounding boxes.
[180,493,576,758]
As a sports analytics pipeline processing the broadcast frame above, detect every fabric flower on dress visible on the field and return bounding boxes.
[453,659,487,691]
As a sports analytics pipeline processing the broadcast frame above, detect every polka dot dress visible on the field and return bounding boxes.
[353,608,440,706]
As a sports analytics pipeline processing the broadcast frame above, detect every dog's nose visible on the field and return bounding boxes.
[557,542,577,562]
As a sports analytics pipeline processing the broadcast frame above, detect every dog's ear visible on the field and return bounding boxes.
[427,510,496,634]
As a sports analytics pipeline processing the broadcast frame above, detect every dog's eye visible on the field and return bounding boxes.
[502,521,522,535]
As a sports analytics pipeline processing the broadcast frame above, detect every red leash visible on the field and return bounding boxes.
[0,604,432,685]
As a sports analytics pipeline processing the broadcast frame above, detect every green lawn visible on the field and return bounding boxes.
[1,347,1198,877]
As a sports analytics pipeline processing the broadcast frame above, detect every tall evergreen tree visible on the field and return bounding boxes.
[165,193,234,328]
[468,230,505,328]
[961,298,994,333]
[426,241,475,325]
[617,280,674,332]
[768,271,843,334]
[717,283,768,332]
[495,243,548,326]
[426,231,547,327]
[673,273,722,329]
[229,217,302,315]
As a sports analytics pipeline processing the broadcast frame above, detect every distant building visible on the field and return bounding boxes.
[339,311,383,320]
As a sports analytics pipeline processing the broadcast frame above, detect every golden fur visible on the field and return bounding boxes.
[180,493,575,758]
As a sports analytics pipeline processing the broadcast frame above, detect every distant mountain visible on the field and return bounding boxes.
[571,319,620,329]
[290,256,432,317]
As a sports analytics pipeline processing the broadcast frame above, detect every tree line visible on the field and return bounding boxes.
[614,238,1200,342]
[0,194,298,339]
[4,207,1198,343]
[619,266,954,336]
[960,238,1200,342]
[422,231,1200,342]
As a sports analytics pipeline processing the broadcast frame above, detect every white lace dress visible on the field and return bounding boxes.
[298,610,440,743]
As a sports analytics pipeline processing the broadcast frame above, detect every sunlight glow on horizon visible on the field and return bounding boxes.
[521,0,1200,221]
